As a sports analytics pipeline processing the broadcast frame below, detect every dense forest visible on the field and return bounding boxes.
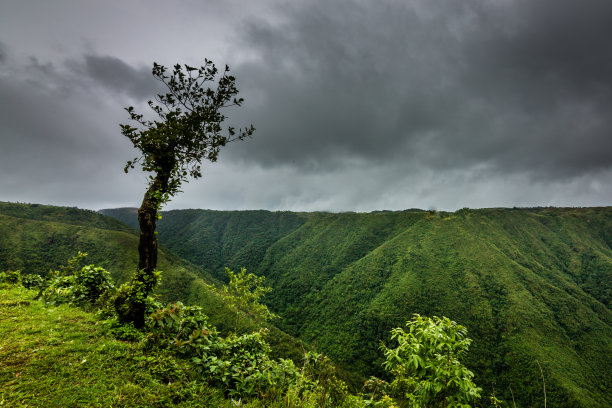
[1,202,611,406]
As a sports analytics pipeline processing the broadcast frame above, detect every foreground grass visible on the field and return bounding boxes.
[0,285,359,408]
[0,285,234,407]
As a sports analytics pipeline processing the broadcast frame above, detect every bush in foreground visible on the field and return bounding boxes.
[381,314,482,407]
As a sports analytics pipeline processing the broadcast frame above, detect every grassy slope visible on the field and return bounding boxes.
[105,206,612,407]
[0,202,215,303]
[1,285,307,407]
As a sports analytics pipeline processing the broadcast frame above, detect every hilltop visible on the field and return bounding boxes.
[0,285,233,407]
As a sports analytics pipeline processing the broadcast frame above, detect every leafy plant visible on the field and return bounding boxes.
[362,376,390,406]
[302,351,352,407]
[20,273,44,289]
[381,314,482,407]
[0,269,21,285]
[114,268,161,326]
[219,267,278,332]
[148,301,217,350]
[148,301,272,397]
[71,265,115,305]
[58,251,88,276]
[40,253,115,307]
[146,301,354,402]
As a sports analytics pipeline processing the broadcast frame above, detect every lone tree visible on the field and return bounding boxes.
[115,60,254,327]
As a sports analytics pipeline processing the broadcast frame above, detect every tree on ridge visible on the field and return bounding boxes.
[115,59,254,327]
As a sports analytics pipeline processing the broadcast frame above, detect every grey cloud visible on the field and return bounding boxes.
[450,0,612,175]
[223,0,612,183]
[0,42,6,63]
[80,55,160,100]
[2,0,612,212]
[227,3,445,166]
[0,52,142,208]
[500,0,612,90]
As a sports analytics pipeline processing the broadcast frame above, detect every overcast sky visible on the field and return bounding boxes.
[1,0,611,212]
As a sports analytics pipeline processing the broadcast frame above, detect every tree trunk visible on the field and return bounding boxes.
[137,183,160,274]
[115,175,167,328]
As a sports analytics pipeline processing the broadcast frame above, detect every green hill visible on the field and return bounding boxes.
[99,207,309,282]
[102,206,612,407]
[0,202,216,304]
[0,202,307,362]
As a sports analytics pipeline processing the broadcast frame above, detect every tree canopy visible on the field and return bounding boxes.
[121,60,254,204]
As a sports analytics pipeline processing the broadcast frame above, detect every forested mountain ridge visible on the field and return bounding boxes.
[102,205,612,407]
[100,207,311,281]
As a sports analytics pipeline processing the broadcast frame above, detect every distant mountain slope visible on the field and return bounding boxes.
[102,206,612,407]
[100,207,309,281]
[1,202,133,232]
[98,207,138,230]
[260,208,612,407]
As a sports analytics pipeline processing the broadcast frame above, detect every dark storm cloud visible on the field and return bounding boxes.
[80,55,160,100]
[0,51,143,207]
[496,0,612,90]
[226,0,612,181]
[452,0,612,176]
[0,42,6,63]
[2,0,611,211]
[229,1,447,167]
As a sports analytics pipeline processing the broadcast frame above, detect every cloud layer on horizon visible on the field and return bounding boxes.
[0,0,611,211]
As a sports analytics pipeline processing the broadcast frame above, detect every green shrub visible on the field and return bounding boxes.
[72,265,115,305]
[114,268,161,327]
[195,330,272,396]
[362,376,390,406]
[219,267,278,332]
[0,270,22,285]
[41,263,114,307]
[381,314,482,408]
[147,301,305,400]
[40,274,75,305]
[148,301,217,349]
[21,273,44,289]
[302,351,352,407]
[252,357,301,400]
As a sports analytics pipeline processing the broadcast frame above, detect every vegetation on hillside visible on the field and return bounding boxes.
[2,202,611,406]
[2,257,492,407]
[99,207,309,282]
[0,202,308,362]
[103,205,612,407]
[0,283,355,407]
[381,315,483,407]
